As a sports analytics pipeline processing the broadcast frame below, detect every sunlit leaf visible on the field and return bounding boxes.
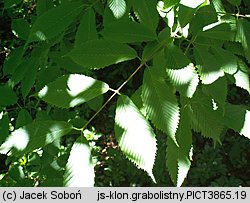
[38,74,109,108]
[107,0,126,19]
[167,108,192,186]
[142,68,180,144]
[224,103,250,139]
[0,121,72,156]
[115,95,157,182]
[64,137,95,187]
[166,63,199,98]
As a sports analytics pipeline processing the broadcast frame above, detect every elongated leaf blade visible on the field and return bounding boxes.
[166,108,192,186]
[38,74,109,108]
[64,137,95,186]
[0,121,72,156]
[115,95,157,181]
[101,21,157,43]
[142,68,180,144]
[67,39,137,69]
[28,2,83,42]
[234,60,250,93]
[75,8,98,46]
[16,109,33,128]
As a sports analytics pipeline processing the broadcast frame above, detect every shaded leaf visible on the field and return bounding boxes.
[0,113,9,143]
[0,121,72,156]
[115,95,157,181]
[194,45,224,84]
[178,4,195,28]
[28,1,83,42]
[132,0,159,31]
[142,68,180,144]
[165,44,190,69]
[64,137,95,186]
[38,74,109,108]
[12,19,30,40]
[224,104,250,139]
[67,39,137,69]
[75,8,98,46]
[16,109,33,128]
[234,60,250,93]
[0,86,18,107]
[101,21,157,43]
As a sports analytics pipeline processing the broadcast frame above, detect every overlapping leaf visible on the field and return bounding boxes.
[28,1,83,42]
[75,8,98,46]
[189,89,224,141]
[132,0,159,31]
[64,137,95,187]
[166,108,192,186]
[166,63,199,98]
[101,21,156,43]
[0,121,72,156]
[0,86,18,107]
[234,60,250,93]
[142,68,180,143]
[115,95,157,182]
[194,45,224,84]
[38,74,109,108]
[67,39,137,69]
[224,103,250,139]
[165,44,190,69]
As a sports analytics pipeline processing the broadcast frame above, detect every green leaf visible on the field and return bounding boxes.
[64,137,95,186]
[101,21,157,43]
[21,60,39,98]
[226,0,241,6]
[3,46,23,75]
[67,39,137,69]
[189,90,224,141]
[236,19,250,62]
[131,86,147,116]
[0,113,9,143]
[36,0,54,16]
[210,46,237,74]
[234,60,250,94]
[202,76,227,108]
[107,0,126,19]
[115,95,157,181]
[38,74,109,108]
[87,95,103,111]
[28,1,83,42]
[12,19,30,40]
[132,0,159,31]
[178,4,195,28]
[75,8,98,46]
[4,0,22,8]
[211,0,226,13]
[194,45,224,84]
[162,0,180,9]
[166,108,192,186]
[0,121,72,156]
[16,109,33,128]
[166,63,199,98]
[0,86,18,107]
[142,68,180,144]
[180,0,206,8]
[190,5,218,34]
[165,44,190,70]
[199,23,235,41]
[224,104,250,139]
